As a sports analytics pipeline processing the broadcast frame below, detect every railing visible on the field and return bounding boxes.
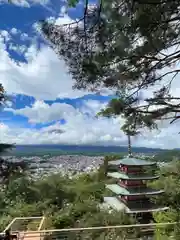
[3,217,44,232]
[118,182,146,189]
[7,222,180,240]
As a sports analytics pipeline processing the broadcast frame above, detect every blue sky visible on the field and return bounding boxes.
[0,0,179,148]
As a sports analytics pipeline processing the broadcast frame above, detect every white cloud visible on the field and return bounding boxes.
[0,13,112,100]
[60,5,67,15]
[0,47,110,101]
[6,100,76,123]
[80,100,108,116]
[1,100,128,145]
[0,0,49,8]
[1,113,180,149]
[2,99,180,148]
[0,37,91,100]
[10,28,18,35]
[0,30,11,42]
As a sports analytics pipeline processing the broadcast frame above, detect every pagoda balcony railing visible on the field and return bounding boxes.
[127,202,154,210]
[118,182,146,189]
[122,201,153,209]
[120,169,145,174]
[128,186,152,193]
[122,172,158,179]
[120,197,150,204]
[119,197,156,208]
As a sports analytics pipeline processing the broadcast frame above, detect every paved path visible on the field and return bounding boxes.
[18,232,41,240]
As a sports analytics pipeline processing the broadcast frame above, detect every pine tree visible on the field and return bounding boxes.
[0,84,28,185]
[41,0,180,128]
[97,96,156,155]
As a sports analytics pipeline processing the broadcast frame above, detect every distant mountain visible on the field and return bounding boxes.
[6,144,168,157]
[47,129,64,134]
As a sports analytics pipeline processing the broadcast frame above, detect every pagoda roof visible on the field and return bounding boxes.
[107,172,159,180]
[104,197,169,213]
[103,197,126,211]
[108,157,156,166]
[106,184,164,196]
[126,206,169,214]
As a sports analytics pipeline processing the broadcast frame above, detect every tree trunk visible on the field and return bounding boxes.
[127,135,132,157]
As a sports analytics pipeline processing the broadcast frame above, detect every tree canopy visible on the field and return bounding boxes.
[0,84,7,108]
[67,0,80,7]
[97,96,157,133]
[97,95,157,155]
[0,167,140,239]
[41,0,180,129]
[0,85,28,185]
[0,153,180,238]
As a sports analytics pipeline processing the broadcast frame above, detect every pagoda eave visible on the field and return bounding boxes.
[106,184,164,196]
[108,158,156,167]
[126,206,169,214]
[104,197,169,213]
[107,172,159,180]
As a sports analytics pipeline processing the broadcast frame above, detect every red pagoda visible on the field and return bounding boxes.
[104,157,168,223]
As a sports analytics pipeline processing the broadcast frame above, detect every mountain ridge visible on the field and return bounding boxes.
[5,144,179,157]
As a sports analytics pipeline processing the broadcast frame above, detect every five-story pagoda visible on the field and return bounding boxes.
[104,138,168,223]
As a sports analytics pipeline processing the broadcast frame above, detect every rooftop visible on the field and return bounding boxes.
[107,172,159,180]
[108,157,156,166]
[106,184,164,196]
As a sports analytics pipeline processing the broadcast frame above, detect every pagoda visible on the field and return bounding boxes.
[104,138,168,223]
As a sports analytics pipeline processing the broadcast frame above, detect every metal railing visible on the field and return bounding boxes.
[4,222,179,240]
[3,217,45,232]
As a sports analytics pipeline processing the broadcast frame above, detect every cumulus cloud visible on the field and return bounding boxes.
[0,0,49,8]
[0,30,11,42]
[1,100,128,145]
[0,11,118,147]
[79,100,108,116]
[2,98,180,148]
[1,114,180,148]
[0,13,111,100]
[1,8,180,149]
[6,100,77,123]
[0,37,91,100]
[10,28,18,35]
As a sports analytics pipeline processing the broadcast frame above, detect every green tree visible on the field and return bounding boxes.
[150,160,180,238]
[0,85,28,185]
[5,176,36,204]
[97,97,156,156]
[34,174,71,208]
[79,209,139,239]
[41,0,180,129]
[52,199,139,239]
[0,84,8,107]
[67,0,80,7]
